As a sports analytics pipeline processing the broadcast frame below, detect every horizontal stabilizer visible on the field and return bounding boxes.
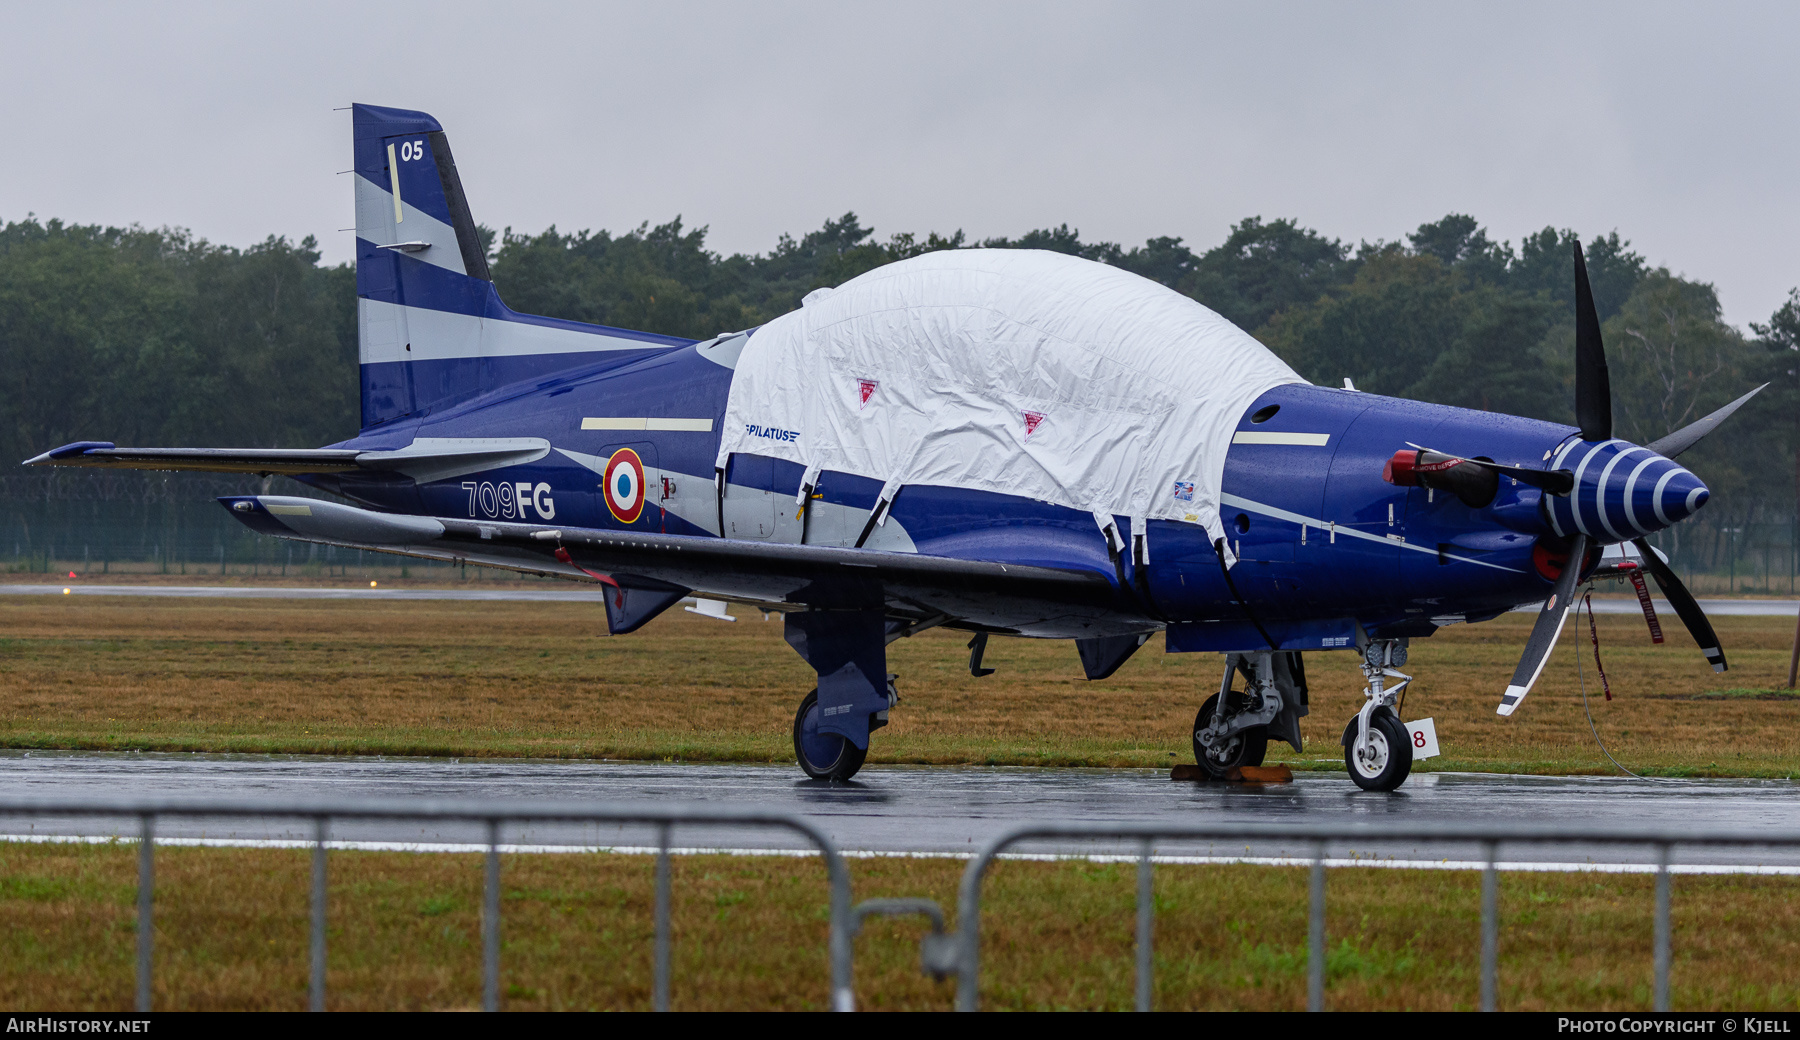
[25,438,549,485]
[23,443,361,475]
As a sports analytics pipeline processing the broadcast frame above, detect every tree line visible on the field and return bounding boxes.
[2,209,1794,573]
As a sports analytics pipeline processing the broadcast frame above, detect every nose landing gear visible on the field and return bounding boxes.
[1340,640,1414,792]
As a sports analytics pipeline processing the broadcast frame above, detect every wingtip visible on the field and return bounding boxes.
[22,441,116,467]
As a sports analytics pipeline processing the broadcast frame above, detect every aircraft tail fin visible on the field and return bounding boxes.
[353,104,490,286]
[351,104,688,432]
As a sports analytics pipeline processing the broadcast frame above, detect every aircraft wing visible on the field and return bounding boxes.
[221,495,1141,639]
[24,438,550,483]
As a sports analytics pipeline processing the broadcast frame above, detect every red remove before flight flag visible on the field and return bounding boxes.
[1022,410,1045,438]
[858,379,878,409]
[1625,564,1665,644]
[553,546,622,606]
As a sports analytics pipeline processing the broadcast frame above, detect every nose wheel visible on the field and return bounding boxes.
[793,688,868,781]
[1344,708,1412,792]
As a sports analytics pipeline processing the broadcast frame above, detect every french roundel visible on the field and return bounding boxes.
[602,448,646,523]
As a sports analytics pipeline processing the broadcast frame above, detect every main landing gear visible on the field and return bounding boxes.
[793,688,869,781]
[1193,651,1308,779]
[1340,640,1414,792]
[791,677,897,782]
[783,610,895,782]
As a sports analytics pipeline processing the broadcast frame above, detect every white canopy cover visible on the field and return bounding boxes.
[716,248,1306,550]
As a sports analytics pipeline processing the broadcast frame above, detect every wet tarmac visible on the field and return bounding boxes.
[1,583,1794,615]
[2,752,1797,871]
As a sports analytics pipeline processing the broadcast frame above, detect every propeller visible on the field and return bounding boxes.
[1496,242,1735,716]
[1631,537,1727,672]
[1573,242,1612,442]
[1646,383,1767,461]
[1499,533,1587,716]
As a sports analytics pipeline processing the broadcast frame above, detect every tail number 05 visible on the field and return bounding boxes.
[398,139,425,162]
[463,481,556,520]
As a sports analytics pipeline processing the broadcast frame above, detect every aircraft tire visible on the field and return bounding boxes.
[1343,708,1413,792]
[793,689,868,781]
[1192,692,1268,779]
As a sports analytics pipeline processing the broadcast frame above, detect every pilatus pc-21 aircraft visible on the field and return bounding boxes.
[28,104,1761,791]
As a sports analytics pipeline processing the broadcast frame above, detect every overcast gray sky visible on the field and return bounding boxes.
[4,1,1795,327]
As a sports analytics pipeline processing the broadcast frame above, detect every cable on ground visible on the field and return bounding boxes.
[1576,587,1675,783]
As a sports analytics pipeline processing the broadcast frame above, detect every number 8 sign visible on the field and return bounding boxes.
[1405,717,1441,760]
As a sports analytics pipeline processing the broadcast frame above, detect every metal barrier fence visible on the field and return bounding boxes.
[0,797,862,1012]
[6,802,1799,1011]
[948,821,1800,1012]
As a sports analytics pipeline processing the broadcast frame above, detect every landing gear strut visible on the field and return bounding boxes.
[1341,640,1414,792]
[783,609,894,782]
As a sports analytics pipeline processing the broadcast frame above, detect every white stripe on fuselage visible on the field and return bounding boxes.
[1219,493,1523,573]
[582,418,715,432]
[1231,431,1331,446]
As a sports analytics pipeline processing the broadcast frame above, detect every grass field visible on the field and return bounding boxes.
[0,590,1795,776]
[2,585,1797,1011]
[4,840,1798,1011]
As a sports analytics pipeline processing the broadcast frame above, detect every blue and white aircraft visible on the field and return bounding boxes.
[26,104,1759,791]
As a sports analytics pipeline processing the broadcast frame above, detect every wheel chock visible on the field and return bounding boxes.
[1169,763,1293,783]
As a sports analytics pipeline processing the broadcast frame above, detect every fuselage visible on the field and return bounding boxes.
[304,336,1708,647]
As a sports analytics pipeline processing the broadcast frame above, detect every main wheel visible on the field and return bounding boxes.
[1192,691,1268,779]
[793,688,868,781]
[1344,708,1413,792]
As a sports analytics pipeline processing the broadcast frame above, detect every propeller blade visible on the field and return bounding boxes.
[1645,384,1768,460]
[1573,242,1613,442]
[1631,537,1728,672]
[1499,533,1588,716]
